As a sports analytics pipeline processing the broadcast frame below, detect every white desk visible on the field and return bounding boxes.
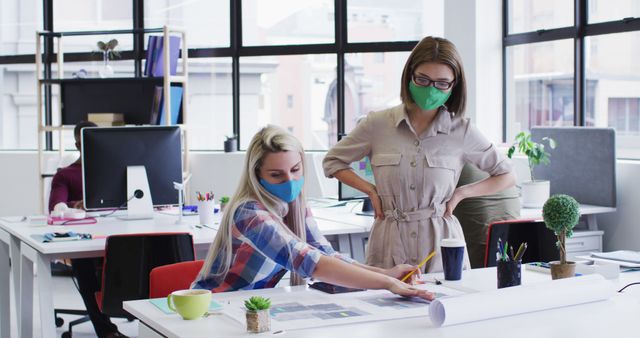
[0,211,365,338]
[519,204,616,231]
[124,268,640,338]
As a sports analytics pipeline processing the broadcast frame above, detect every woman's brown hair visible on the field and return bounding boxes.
[400,36,467,116]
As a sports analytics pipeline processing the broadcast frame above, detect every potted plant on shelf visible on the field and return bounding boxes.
[96,39,120,78]
[244,296,271,333]
[542,194,580,280]
[219,196,230,212]
[507,131,556,208]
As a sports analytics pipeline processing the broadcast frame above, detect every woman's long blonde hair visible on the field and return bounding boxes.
[194,125,309,287]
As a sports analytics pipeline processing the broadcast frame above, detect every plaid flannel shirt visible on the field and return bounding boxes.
[193,200,354,292]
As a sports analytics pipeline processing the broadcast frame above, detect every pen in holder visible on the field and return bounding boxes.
[196,191,215,226]
[497,260,522,288]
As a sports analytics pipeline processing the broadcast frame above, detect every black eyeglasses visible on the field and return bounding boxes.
[412,74,455,90]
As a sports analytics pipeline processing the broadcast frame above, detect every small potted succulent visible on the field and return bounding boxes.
[542,194,581,280]
[507,131,556,208]
[244,296,271,333]
[219,196,230,212]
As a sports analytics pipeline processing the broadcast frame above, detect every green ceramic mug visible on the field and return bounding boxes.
[167,289,212,320]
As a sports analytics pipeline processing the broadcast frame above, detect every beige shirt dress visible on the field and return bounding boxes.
[323,104,513,273]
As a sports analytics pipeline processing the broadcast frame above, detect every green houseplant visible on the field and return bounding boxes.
[507,131,556,208]
[219,196,230,212]
[542,194,581,279]
[96,39,120,78]
[244,296,271,333]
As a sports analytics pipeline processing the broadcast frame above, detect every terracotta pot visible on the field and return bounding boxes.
[550,261,576,280]
[246,309,270,333]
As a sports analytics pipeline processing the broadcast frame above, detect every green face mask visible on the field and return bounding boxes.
[409,81,452,111]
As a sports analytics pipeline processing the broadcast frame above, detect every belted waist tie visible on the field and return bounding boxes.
[384,205,445,222]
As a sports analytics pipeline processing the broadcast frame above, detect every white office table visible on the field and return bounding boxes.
[124,268,640,338]
[519,204,616,231]
[0,210,365,338]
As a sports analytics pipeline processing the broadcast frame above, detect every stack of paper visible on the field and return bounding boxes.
[591,250,640,264]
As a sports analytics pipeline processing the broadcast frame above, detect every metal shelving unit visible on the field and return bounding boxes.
[35,26,189,213]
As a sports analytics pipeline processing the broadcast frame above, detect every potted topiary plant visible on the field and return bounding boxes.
[244,296,271,333]
[542,194,581,280]
[507,131,556,208]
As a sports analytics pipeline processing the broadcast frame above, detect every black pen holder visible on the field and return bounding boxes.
[224,137,237,153]
[497,260,521,289]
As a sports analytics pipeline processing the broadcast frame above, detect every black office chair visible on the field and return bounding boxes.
[95,233,195,317]
[59,233,195,338]
[484,219,559,267]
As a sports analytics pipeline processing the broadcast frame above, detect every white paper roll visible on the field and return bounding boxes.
[429,274,615,327]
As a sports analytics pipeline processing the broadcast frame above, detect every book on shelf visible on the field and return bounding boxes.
[150,86,183,125]
[144,35,181,77]
[144,36,159,77]
[87,113,125,127]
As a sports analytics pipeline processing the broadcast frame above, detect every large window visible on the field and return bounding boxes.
[504,0,640,159]
[0,1,445,151]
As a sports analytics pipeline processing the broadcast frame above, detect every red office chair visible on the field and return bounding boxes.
[149,260,205,298]
[94,233,195,317]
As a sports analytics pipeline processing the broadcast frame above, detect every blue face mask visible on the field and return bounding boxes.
[259,176,304,203]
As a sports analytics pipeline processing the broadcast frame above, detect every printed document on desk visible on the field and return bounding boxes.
[577,252,640,268]
[220,284,464,331]
[590,250,640,265]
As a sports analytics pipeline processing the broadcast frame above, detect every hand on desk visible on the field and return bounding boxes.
[384,264,420,284]
[71,200,85,210]
[388,278,435,301]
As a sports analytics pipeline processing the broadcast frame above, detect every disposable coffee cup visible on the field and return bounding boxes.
[197,200,215,226]
[441,238,465,281]
[167,289,212,320]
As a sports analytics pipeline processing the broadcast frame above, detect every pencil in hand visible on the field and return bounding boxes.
[400,250,436,282]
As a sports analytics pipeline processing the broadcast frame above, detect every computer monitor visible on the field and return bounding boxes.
[82,126,183,219]
[338,156,376,215]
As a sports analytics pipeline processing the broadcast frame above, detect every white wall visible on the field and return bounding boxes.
[445,0,503,143]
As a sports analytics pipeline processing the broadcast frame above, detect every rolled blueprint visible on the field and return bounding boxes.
[429,274,615,327]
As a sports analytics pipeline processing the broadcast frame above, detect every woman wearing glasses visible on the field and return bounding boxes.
[323,36,516,273]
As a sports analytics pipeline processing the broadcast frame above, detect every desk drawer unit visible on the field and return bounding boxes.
[566,231,603,253]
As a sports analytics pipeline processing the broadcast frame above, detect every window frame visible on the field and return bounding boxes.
[0,0,426,151]
[502,0,640,143]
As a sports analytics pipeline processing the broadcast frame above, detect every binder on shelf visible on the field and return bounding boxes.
[144,35,181,77]
[148,86,164,124]
[144,36,159,76]
[151,86,183,125]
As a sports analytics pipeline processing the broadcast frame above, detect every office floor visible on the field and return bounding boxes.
[8,274,138,338]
